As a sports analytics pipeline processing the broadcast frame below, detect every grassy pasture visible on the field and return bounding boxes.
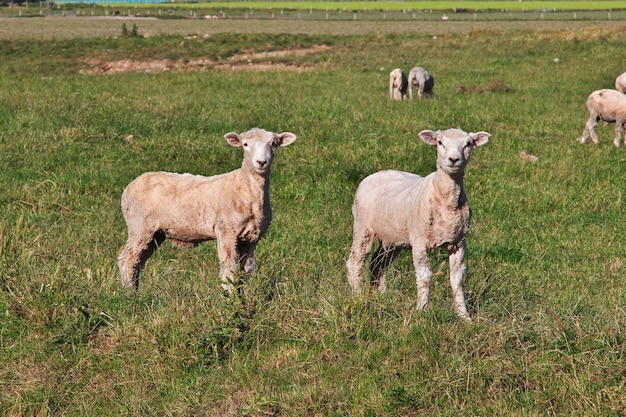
[53,1,626,11]
[6,0,626,20]
[2,16,626,39]
[1,17,626,417]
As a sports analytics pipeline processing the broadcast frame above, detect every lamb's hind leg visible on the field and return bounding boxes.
[347,227,375,294]
[238,242,258,277]
[369,243,401,292]
[118,231,164,290]
[615,117,625,147]
[578,114,599,144]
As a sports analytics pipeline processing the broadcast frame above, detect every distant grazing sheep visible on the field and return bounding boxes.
[118,128,297,293]
[346,128,490,321]
[615,72,626,93]
[389,68,408,100]
[408,66,435,99]
[576,89,626,147]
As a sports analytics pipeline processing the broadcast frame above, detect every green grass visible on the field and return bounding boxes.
[6,3,626,22]
[59,1,626,11]
[1,22,626,416]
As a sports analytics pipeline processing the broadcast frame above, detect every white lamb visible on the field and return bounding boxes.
[118,128,297,292]
[615,72,626,93]
[389,68,408,100]
[408,66,435,99]
[346,128,490,321]
[576,89,626,147]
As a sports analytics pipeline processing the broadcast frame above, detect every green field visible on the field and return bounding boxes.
[7,0,626,21]
[54,1,626,11]
[1,16,626,417]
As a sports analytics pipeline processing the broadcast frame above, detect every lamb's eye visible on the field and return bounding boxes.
[243,142,248,147]
[437,140,443,147]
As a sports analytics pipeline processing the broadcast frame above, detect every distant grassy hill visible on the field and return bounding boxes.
[72,1,626,11]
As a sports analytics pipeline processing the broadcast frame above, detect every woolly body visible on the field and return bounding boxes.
[346,128,489,321]
[389,68,408,100]
[408,66,435,99]
[118,128,296,292]
[577,89,626,147]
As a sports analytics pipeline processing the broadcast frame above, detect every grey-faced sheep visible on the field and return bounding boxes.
[346,128,490,321]
[615,72,626,93]
[576,89,626,147]
[118,128,297,293]
[389,68,408,101]
[408,66,435,99]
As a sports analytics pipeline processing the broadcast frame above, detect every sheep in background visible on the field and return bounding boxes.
[389,68,408,100]
[615,72,626,93]
[576,89,626,147]
[408,66,435,99]
[346,128,490,321]
[118,128,297,293]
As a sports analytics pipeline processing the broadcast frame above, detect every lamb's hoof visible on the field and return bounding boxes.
[458,314,472,323]
[576,137,585,144]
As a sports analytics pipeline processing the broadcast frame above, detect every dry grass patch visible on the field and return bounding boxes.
[81,45,328,74]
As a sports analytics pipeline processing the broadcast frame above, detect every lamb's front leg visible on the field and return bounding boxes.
[217,236,239,294]
[449,240,471,321]
[412,247,432,311]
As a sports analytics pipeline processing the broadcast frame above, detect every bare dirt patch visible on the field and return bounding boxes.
[456,79,512,94]
[82,57,214,74]
[82,45,328,74]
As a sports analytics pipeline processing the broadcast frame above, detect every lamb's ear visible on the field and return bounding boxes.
[470,132,490,147]
[419,130,439,146]
[224,132,243,147]
[275,132,297,147]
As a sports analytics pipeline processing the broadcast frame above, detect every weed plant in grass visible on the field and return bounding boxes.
[1,26,626,416]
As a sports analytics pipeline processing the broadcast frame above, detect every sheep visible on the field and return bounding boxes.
[346,128,490,321]
[576,89,626,147]
[615,72,626,93]
[408,66,435,99]
[118,128,297,293]
[389,68,408,101]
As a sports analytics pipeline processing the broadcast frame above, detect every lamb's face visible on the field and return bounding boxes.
[224,128,297,176]
[419,128,490,176]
